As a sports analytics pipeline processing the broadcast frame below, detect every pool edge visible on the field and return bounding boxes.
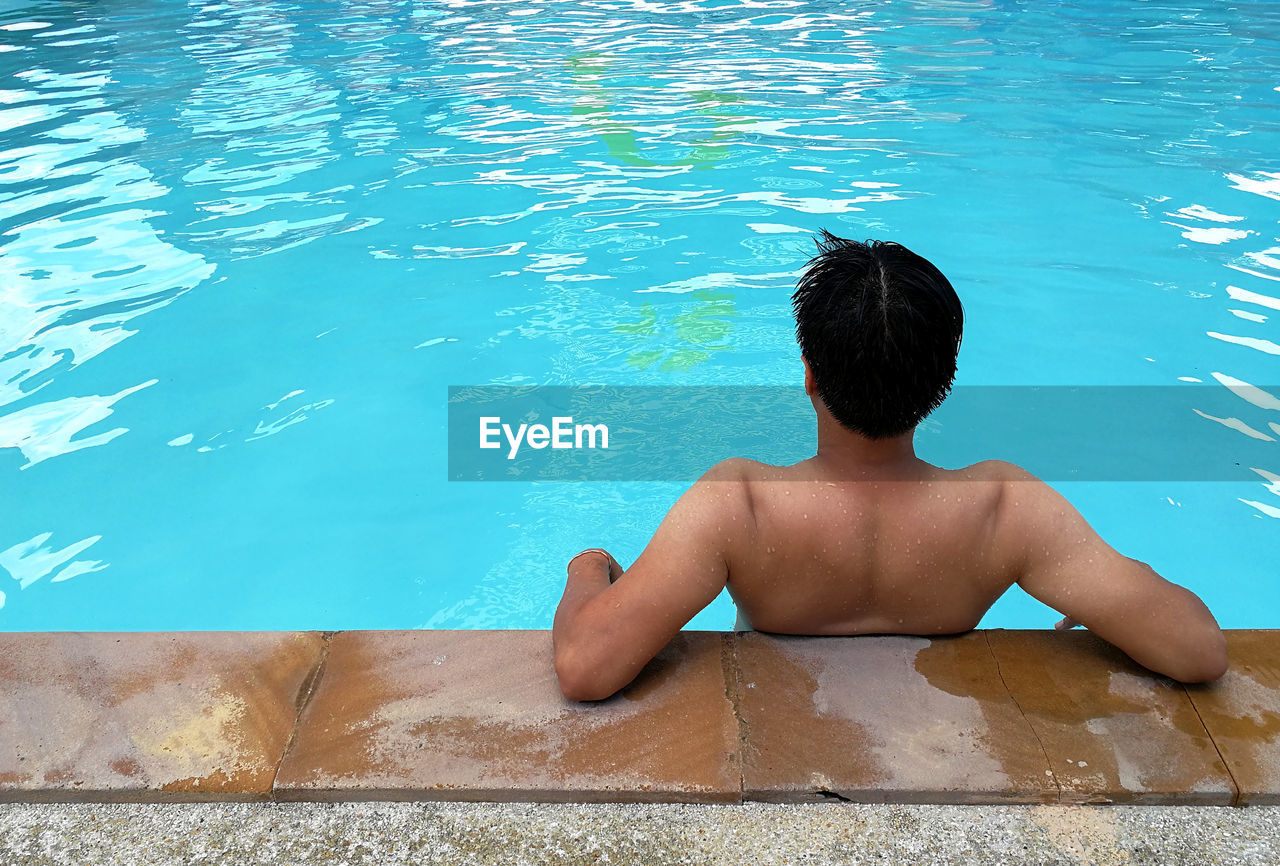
[0,629,1275,806]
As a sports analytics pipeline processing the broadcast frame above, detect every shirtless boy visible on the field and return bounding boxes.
[552,231,1228,701]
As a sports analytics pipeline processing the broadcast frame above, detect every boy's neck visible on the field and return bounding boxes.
[812,410,921,478]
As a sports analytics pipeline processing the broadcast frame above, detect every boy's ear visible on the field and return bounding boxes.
[802,355,815,396]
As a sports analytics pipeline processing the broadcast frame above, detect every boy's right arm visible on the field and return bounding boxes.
[992,463,1228,683]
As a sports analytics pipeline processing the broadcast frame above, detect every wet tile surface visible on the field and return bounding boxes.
[736,632,1057,804]
[1184,630,1280,805]
[1,629,1269,804]
[0,632,325,802]
[986,630,1236,805]
[275,630,740,802]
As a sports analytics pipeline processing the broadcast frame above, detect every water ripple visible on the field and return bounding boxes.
[1,0,1278,627]
[0,62,212,412]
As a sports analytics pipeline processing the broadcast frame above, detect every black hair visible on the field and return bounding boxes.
[792,230,964,439]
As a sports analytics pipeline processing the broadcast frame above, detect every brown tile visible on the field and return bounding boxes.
[275,630,740,802]
[0,632,325,802]
[1184,630,1280,805]
[986,629,1235,805]
[735,632,1056,804]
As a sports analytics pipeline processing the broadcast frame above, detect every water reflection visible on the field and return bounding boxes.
[0,529,108,618]
[176,0,359,257]
[0,378,155,468]
[1163,163,1280,520]
[0,0,1276,627]
[0,67,212,413]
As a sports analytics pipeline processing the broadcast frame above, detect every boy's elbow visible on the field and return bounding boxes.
[554,645,616,702]
[1193,634,1230,683]
[556,668,604,702]
[1170,656,1228,684]
[1169,629,1229,683]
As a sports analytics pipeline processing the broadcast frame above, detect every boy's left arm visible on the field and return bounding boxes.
[552,459,754,701]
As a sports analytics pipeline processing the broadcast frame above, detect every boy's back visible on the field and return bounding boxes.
[728,458,1010,636]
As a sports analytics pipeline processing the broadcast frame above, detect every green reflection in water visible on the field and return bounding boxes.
[567,51,745,170]
[570,53,746,368]
[615,289,738,371]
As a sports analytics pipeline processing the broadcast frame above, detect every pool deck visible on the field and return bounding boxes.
[0,629,1277,806]
[4,801,1279,866]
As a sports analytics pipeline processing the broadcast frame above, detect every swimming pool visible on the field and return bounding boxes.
[1,0,1276,631]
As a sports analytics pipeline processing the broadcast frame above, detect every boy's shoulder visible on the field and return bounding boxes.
[947,459,1040,485]
[700,457,784,483]
[703,457,1048,493]
[955,458,1025,476]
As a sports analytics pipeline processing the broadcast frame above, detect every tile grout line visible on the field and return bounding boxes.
[269,630,336,800]
[721,634,747,803]
[983,630,1061,804]
[1182,683,1242,807]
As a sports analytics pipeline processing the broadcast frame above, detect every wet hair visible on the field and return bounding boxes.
[792,230,964,439]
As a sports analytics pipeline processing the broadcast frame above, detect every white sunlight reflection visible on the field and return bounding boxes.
[0,531,106,589]
[0,380,157,468]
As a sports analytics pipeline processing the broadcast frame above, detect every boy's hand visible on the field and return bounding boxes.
[552,459,748,701]
[1054,616,1081,630]
[567,548,623,583]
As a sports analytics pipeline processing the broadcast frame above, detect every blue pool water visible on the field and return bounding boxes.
[1,0,1277,631]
